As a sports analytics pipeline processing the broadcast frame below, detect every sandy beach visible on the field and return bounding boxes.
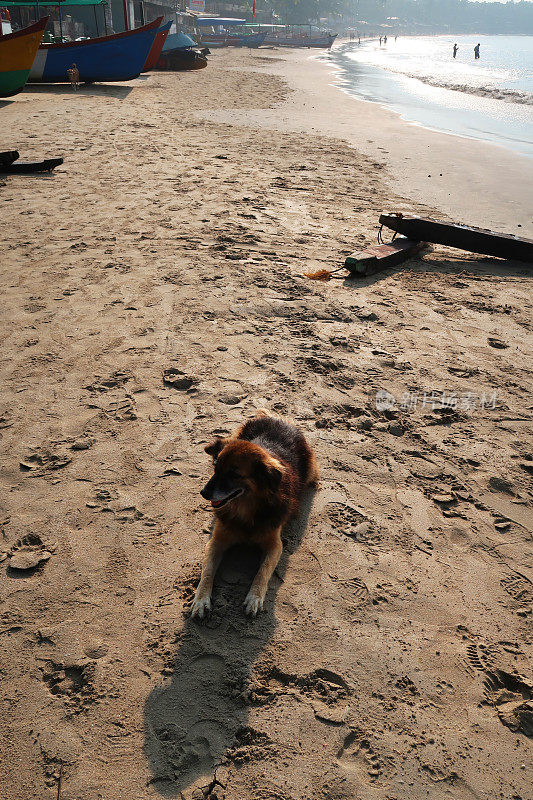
[1,48,532,800]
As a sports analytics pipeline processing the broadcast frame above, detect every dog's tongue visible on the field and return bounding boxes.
[211,499,223,508]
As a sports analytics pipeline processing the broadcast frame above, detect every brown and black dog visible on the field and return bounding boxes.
[191,413,318,618]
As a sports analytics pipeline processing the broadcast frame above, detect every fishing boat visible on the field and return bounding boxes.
[157,48,207,71]
[0,17,48,97]
[29,16,162,83]
[246,24,336,48]
[143,20,171,72]
[379,213,533,264]
[155,29,207,71]
[195,17,266,48]
[232,31,266,48]
[161,31,199,52]
[266,31,336,48]
[195,17,243,48]
[273,32,336,48]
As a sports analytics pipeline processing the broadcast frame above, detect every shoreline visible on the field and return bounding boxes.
[202,46,533,237]
[333,35,533,107]
[334,55,533,107]
[325,39,533,160]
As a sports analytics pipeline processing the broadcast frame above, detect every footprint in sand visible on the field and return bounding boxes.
[336,731,383,783]
[501,574,533,613]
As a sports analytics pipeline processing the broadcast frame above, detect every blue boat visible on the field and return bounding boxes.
[29,16,162,83]
[234,31,267,48]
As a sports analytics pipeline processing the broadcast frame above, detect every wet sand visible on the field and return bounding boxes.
[207,45,533,237]
[0,49,532,800]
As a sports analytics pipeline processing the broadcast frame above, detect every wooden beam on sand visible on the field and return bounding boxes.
[345,238,427,276]
[380,212,533,264]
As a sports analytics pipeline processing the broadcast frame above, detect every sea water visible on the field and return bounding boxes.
[327,35,533,157]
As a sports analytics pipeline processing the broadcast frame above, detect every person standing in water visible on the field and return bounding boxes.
[453,43,458,58]
[474,43,480,59]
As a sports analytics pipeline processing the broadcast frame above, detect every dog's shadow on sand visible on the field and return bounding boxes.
[22,83,134,99]
[143,489,316,797]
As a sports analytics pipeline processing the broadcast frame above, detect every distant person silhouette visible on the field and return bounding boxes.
[474,42,480,59]
[453,43,458,58]
[379,36,382,45]
[383,34,387,44]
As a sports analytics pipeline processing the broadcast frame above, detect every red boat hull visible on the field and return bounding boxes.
[143,22,171,72]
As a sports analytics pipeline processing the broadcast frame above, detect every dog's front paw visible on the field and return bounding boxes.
[190,593,211,619]
[243,591,264,616]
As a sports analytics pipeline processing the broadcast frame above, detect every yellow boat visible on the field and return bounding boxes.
[0,17,48,98]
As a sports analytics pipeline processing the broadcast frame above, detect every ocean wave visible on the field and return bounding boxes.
[407,74,533,105]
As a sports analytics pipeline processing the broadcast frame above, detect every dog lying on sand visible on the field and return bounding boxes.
[191,413,318,618]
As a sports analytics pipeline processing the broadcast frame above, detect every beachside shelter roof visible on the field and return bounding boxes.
[2,0,107,5]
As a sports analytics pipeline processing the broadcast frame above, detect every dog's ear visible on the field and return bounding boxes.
[255,457,284,491]
[204,437,226,459]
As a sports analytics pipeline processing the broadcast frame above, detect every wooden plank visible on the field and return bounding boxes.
[1,157,63,174]
[380,213,533,264]
[345,238,427,276]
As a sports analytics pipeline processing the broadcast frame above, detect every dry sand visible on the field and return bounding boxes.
[0,49,532,800]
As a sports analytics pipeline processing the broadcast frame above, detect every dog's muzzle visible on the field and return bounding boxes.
[201,479,244,509]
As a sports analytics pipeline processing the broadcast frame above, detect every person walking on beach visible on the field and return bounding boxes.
[453,43,458,58]
[383,34,387,44]
[474,42,480,59]
[379,36,382,46]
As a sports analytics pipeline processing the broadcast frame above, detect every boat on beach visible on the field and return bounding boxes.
[195,17,266,48]
[29,16,162,83]
[161,31,199,53]
[155,30,208,71]
[0,17,48,97]
[232,31,267,48]
[201,30,266,48]
[142,20,171,72]
[156,48,208,71]
[245,24,337,48]
[265,32,337,48]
